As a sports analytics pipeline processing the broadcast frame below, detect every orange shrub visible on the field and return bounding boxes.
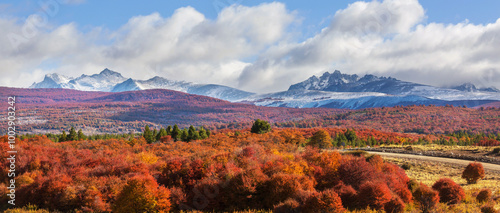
[273,198,301,213]
[384,197,405,213]
[432,178,465,204]
[477,189,492,203]
[258,173,315,209]
[303,189,345,213]
[367,154,384,171]
[480,204,498,213]
[225,167,269,210]
[413,183,439,213]
[462,162,486,184]
[337,156,381,190]
[112,175,171,213]
[357,181,393,210]
[333,181,358,209]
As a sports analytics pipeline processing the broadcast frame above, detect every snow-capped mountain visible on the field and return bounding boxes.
[450,83,500,93]
[29,73,74,89]
[287,70,500,101]
[31,69,254,102]
[288,70,420,94]
[30,68,127,92]
[242,70,500,109]
[112,77,254,101]
[29,69,500,109]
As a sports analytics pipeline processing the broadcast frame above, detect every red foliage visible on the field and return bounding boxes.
[273,198,301,213]
[432,178,465,204]
[382,163,413,203]
[187,177,223,211]
[413,183,440,213]
[384,196,406,213]
[333,181,358,209]
[167,187,187,211]
[113,174,171,213]
[303,189,345,213]
[259,173,315,209]
[337,156,381,190]
[480,204,498,213]
[477,138,500,146]
[159,135,173,143]
[367,154,384,171]
[477,189,492,203]
[1,128,424,212]
[462,162,486,184]
[357,181,393,210]
[224,167,269,210]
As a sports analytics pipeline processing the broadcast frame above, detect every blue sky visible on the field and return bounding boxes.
[1,0,500,92]
[2,0,499,34]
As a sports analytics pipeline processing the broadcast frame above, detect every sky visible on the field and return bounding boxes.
[1,0,500,93]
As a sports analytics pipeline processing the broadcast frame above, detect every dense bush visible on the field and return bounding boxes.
[273,198,300,213]
[384,196,406,213]
[480,204,498,213]
[413,183,440,213]
[337,156,380,190]
[462,162,486,184]
[477,189,492,203]
[333,181,358,209]
[432,178,465,204]
[382,163,412,203]
[307,129,332,149]
[259,173,315,209]
[0,132,420,212]
[113,175,171,213]
[367,154,384,171]
[357,181,393,210]
[303,189,345,213]
[250,119,272,134]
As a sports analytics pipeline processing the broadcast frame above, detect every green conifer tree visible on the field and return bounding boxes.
[198,127,208,139]
[143,125,154,144]
[166,126,172,135]
[172,125,180,141]
[180,129,189,142]
[59,131,67,142]
[188,125,200,141]
[68,127,77,141]
[77,129,86,140]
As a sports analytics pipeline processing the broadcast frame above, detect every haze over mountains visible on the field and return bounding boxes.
[30,69,500,109]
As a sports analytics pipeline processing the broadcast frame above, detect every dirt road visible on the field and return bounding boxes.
[367,151,500,172]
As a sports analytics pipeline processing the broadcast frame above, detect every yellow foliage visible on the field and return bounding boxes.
[16,173,35,186]
[282,159,309,175]
[138,152,158,165]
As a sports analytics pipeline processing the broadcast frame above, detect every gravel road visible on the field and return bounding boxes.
[367,151,500,172]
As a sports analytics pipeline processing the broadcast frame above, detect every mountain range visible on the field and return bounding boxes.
[30,69,500,109]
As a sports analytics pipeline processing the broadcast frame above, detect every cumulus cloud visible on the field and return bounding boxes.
[238,0,500,92]
[0,2,294,88]
[0,0,499,93]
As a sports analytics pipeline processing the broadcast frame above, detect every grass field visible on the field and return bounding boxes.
[385,156,500,212]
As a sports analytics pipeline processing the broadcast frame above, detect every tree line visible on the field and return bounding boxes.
[142,124,211,143]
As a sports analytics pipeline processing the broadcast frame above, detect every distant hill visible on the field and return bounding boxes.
[30,69,255,102]
[29,69,500,109]
[0,87,339,134]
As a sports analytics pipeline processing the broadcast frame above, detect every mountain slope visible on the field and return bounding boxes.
[30,68,127,92]
[0,87,339,134]
[111,76,254,101]
[31,69,255,101]
[286,70,500,102]
[288,70,421,94]
[29,69,500,109]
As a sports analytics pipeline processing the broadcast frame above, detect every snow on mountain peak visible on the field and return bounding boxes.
[99,68,122,77]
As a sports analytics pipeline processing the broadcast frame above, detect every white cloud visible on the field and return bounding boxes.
[238,0,500,92]
[1,0,500,93]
